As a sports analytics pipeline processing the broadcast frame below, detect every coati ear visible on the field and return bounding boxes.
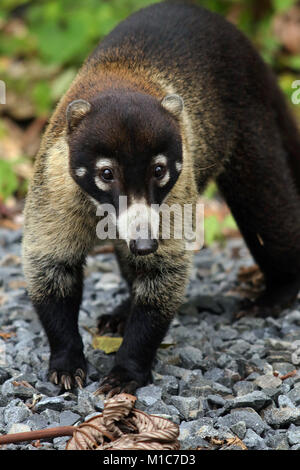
[66,99,91,131]
[161,94,184,117]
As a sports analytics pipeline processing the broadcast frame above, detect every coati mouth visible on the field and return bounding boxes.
[129,238,159,256]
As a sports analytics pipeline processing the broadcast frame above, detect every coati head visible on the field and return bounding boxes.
[67,91,183,256]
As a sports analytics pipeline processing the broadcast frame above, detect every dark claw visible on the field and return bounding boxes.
[50,371,58,385]
[49,368,86,390]
[95,368,141,397]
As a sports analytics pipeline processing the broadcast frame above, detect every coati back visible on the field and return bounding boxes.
[23,1,300,394]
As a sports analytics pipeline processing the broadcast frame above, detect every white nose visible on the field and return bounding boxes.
[117,198,160,247]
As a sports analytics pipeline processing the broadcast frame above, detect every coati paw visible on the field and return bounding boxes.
[236,284,298,319]
[235,299,282,319]
[49,351,87,390]
[97,300,130,336]
[97,313,127,336]
[95,365,149,398]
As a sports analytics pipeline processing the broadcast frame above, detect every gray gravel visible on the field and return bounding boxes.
[0,228,300,450]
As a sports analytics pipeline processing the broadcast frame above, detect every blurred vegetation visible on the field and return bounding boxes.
[0,0,299,241]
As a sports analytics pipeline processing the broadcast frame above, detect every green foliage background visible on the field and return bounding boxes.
[1,0,300,116]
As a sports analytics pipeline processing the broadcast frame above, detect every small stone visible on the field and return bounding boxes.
[1,380,35,399]
[59,411,81,426]
[8,423,31,434]
[218,327,238,341]
[233,381,255,397]
[25,414,48,430]
[204,367,224,382]
[272,362,296,376]
[278,395,296,409]
[179,420,212,450]
[255,374,282,389]
[225,391,271,412]
[264,407,300,428]
[4,405,31,425]
[266,431,290,450]
[155,375,178,398]
[287,388,300,407]
[146,400,176,417]
[53,436,70,449]
[136,385,162,408]
[40,409,61,425]
[34,396,66,412]
[230,421,246,440]
[197,424,234,441]
[287,427,300,446]
[207,395,226,408]
[34,380,58,396]
[179,346,203,369]
[76,390,95,416]
[169,396,199,421]
[0,368,11,385]
[243,429,268,450]
[211,383,232,396]
[217,408,269,435]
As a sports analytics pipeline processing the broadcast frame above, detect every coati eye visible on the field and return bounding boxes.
[154,165,166,179]
[101,168,114,181]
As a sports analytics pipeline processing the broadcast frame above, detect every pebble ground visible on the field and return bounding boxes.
[1,228,300,450]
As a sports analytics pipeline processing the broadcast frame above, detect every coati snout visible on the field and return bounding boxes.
[67,92,184,251]
[129,237,159,256]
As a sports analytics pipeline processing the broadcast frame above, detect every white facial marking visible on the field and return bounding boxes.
[75,167,87,177]
[175,162,182,173]
[95,175,110,191]
[95,158,114,170]
[153,154,167,166]
[158,171,170,187]
[153,154,170,187]
[117,197,160,247]
[94,158,114,191]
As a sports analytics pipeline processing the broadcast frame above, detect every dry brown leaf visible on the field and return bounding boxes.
[0,331,16,340]
[225,437,248,450]
[66,393,179,450]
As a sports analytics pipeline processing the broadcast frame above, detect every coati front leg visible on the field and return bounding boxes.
[29,258,86,389]
[22,155,96,390]
[217,120,300,317]
[96,247,192,396]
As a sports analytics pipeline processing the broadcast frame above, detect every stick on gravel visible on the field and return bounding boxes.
[0,393,180,450]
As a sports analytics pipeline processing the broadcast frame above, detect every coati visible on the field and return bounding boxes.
[22,1,300,395]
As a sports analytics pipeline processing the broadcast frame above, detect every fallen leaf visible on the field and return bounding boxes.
[92,336,123,354]
[0,331,16,340]
[225,437,248,450]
